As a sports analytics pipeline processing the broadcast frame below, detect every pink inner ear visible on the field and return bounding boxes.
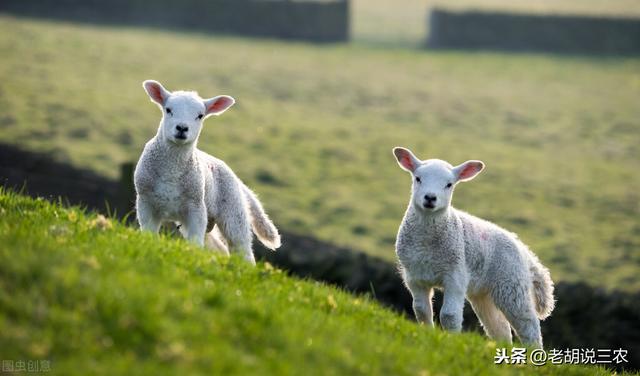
[399,153,415,171]
[206,97,233,114]
[147,83,164,104]
[459,163,481,180]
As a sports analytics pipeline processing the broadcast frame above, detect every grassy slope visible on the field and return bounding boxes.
[0,190,614,375]
[0,16,639,290]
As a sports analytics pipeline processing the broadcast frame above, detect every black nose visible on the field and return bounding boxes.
[176,125,189,133]
[424,194,437,202]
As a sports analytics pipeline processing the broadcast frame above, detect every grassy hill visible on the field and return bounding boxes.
[0,189,617,375]
[0,15,638,291]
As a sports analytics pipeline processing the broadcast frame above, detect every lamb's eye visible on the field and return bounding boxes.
[165,107,172,115]
[197,114,204,120]
[415,177,421,184]
[446,182,452,188]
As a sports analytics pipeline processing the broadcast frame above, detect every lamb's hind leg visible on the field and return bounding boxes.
[491,281,542,348]
[218,220,254,264]
[204,224,230,256]
[215,205,255,265]
[208,167,255,264]
[469,293,512,343]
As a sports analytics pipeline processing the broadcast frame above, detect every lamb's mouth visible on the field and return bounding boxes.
[174,133,188,141]
[423,202,436,210]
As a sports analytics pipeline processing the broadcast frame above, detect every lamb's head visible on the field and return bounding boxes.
[143,80,235,145]
[393,147,484,213]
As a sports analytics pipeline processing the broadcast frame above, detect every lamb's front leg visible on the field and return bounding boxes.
[440,276,467,332]
[137,197,161,234]
[181,203,207,247]
[408,282,434,327]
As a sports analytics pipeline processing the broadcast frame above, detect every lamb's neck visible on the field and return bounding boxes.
[152,134,198,165]
[408,205,456,233]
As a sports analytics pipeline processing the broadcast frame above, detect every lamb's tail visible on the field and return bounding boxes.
[528,253,555,320]
[243,186,281,250]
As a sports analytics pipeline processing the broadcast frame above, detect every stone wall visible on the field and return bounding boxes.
[0,0,349,42]
[427,8,640,54]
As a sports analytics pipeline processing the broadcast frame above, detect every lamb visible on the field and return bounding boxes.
[392,147,554,348]
[134,80,281,264]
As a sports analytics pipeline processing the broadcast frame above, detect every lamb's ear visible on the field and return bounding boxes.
[393,147,421,173]
[203,95,235,117]
[453,160,485,182]
[143,80,171,106]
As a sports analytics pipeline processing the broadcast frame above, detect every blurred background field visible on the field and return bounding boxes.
[353,0,640,47]
[0,0,639,292]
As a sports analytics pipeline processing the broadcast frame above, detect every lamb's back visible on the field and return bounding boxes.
[455,209,530,289]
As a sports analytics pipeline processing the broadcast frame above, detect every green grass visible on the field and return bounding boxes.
[0,15,639,291]
[0,189,617,375]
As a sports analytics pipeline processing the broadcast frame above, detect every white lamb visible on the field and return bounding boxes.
[134,80,281,264]
[392,147,554,348]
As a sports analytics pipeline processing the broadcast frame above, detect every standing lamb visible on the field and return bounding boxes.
[134,80,281,264]
[392,147,554,348]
